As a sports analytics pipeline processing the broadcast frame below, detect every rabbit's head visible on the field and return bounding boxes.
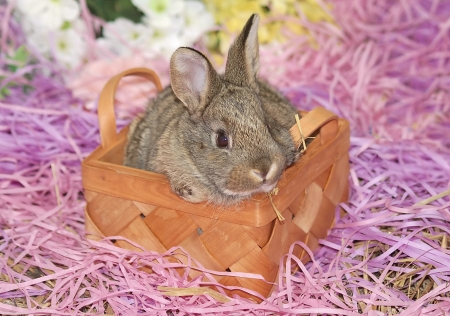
[169,14,297,203]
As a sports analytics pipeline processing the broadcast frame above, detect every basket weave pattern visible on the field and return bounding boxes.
[82,68,350,298]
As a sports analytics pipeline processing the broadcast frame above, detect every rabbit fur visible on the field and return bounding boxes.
[124,14,301,205]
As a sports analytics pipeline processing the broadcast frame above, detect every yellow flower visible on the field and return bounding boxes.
[301,0,334,22]
[203,0,334,55]
[205,0,264,32]
[270,0,291,14]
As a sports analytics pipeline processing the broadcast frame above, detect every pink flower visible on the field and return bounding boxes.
[67,54,170,120]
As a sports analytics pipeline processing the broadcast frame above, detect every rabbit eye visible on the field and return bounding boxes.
[216,130,229,148]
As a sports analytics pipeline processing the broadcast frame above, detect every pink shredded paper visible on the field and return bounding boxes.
[1,0,450,315]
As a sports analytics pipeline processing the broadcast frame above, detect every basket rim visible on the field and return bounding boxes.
[82,113,350,227]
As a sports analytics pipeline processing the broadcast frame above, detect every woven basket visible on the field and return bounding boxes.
[82,68,350,300]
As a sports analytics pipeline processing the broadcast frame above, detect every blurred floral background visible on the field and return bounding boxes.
[3,0,333,118]
[8,0,331,69]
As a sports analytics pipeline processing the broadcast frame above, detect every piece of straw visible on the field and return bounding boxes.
[413,189,450,206]
[157,286,231,303]
[51,163,61,206]
[268,187,285,222]
[295,114,307,152]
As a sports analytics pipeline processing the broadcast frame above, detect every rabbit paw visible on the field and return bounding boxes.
[174,184,193,197]
[172,182,205,203]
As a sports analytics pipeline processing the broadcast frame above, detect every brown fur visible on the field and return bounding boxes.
[124,14,301,205]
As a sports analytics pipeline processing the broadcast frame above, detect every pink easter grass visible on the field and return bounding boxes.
[1,0,450,315]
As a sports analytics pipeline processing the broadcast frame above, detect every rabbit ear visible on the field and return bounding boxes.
[224,14,260,92]
[170,47,221,119]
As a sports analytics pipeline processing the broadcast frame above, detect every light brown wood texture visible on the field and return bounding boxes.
[229,246,279,297]
[82,68,351,301]
[116,217,167,253]
[143,207,197,249]
[98,68,162,148]
[82,116,350,227]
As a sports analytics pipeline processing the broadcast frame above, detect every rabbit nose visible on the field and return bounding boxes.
[251,169,267,181]
[250,161,277,182]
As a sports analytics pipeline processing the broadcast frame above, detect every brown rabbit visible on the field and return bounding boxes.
[124,14,301,205]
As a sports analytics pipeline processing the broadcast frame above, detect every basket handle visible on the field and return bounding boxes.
[98,67,163,148]
[290,107,339,146]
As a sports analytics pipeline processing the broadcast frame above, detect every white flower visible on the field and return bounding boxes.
[19,17,51,54]
[148,25,184,57]
[131,0,184,28]
[52,28,86,69]
[21,18,87,69]
[16,0,80,31]
[11,0,87,69]
[140,15,184,57]
[91,1,216,60]
[180,1,214,44]
[99,18,153,56]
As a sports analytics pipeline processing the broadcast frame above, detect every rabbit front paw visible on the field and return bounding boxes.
[172,182,205,203]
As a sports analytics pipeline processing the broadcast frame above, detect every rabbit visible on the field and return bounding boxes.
[124,13,301,205]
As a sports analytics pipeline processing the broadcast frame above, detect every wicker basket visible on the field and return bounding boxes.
[82,68,350,300]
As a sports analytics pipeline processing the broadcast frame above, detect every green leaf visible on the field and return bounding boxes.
[13,45,29,63]
[7,45,29,72]
[86,0,144,23]
[0,87,10,99]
